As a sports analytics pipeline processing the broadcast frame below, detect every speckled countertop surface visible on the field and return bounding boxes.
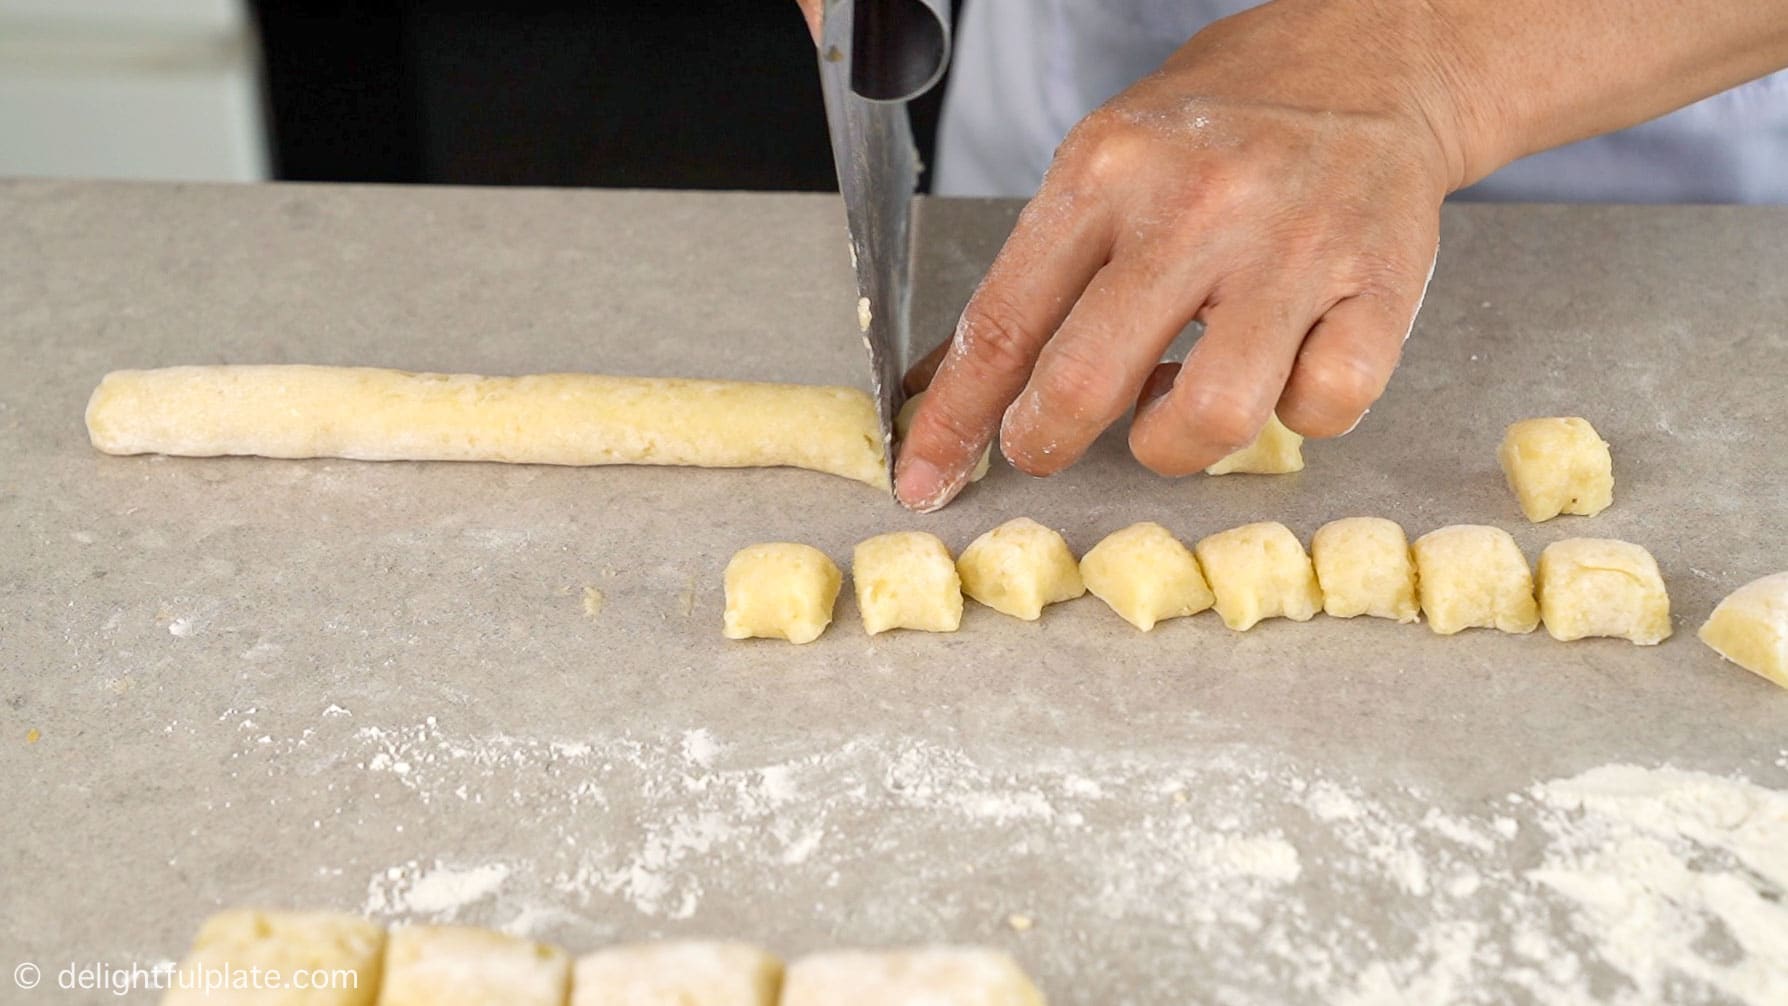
[2,181,1785,1004]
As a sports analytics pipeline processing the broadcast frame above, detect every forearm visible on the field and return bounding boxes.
[1425,0,1788,187]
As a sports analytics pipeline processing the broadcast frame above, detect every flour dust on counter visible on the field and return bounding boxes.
[201,709,1788,1005]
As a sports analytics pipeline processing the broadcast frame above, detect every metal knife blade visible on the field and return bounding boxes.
[817,0,952,493]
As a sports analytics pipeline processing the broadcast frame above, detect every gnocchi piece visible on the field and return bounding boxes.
[1411,525,1539,635]
[572,941,782,1006]
[853,531,964,634]
[722,543,842,644]
[1192,521,1323,631]
[1698,571,1788,690]
[1079,522,1214,631]
[956,518,1085,620]
[165,910,384,1006]
[378,926,569,1006]
[1309,517,1420,623]
[1497,417,1613,522]
[897,393,990,482]
[1536,538,1671,644]
[1204,414,1305,475]
[781,948,1044,1006]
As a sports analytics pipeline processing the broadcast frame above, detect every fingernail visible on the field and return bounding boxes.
[896,458,951,512]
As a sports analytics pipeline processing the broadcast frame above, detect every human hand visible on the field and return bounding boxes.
[795,0,823,44]
[895,0,1474,511]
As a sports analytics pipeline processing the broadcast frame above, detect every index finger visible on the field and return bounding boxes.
[894,191,1112,510]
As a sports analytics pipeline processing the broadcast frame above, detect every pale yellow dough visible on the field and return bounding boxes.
[86,365,888,488]
[1698,571,1788,690]
[1310,517,1420,623]
[1204,414,1304,475]
[164,910,384,1006]
[1411,525,1539,635]
[781,948,1045,1006]
[1192,521,1323,631]
[1079,522,1214,631]
[1536,538,1671,644]
[571,941,782,1006]
[377,925,568,1006]
[1497,417,1613,522]
[853,531,964,634]
[956,518,1085,620]
[722,544,842,644]
[896,392,991,482]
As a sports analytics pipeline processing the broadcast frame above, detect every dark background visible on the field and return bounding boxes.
[250,1,956,192]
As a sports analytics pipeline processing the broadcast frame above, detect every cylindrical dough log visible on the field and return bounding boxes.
[86,365,890,488]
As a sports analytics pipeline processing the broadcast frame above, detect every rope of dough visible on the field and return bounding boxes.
[86,365,890,488]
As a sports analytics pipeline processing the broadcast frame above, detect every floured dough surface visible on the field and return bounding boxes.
[1699,571,1788,689]
[723,544,842,645]
[378,925,569,1006]
[1536,538,1671,644]
[1079,522,1214,631]
[1205,414,1304,475]
[87,365,889,488]
[853,531,964,634]
[571,941,782,1006]
[1412,525,1538,635]
[781,948,1044,1006]
[956,518,1085,620]
[1497,416,1613,522]
[165,910,384,1006]
[1193,521,1322,631]
[1310,517,1419,623]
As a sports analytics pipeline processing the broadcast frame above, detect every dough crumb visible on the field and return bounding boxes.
[581,587,605,619]
[1005,913,1034,932]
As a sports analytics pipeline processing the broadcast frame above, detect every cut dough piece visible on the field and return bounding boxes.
[1079,522,1214,631]
[1192,521,1322,631]
[1310,517,1419,623]
[165,910,384,1006]
[571,941,782,1006]
[1698,571,1788,690]
[1204,414,1304,475]
[1536,538,1671,644]
[1411,525,1538,635]
[896,392,990,482]
[956,518,1085,620]
[1497,417,1613,522]
[781,947,1044,1006]
[723,543,841,644]
[853,531,964,634]
[86,366,888,488]
[378,925,569,1006]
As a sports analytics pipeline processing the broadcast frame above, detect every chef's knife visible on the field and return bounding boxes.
[817,0,952,493]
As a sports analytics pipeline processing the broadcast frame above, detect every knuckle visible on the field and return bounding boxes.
[1057,112,1150,189]
[1129,384,1266,476]
[1283,354,1384,436]
[1032,344,1126,423]
[1176,383,1265,452]
[918,390,989,450]
[954,297,1039,379]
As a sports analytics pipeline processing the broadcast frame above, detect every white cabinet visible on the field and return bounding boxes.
[0,0,268,180]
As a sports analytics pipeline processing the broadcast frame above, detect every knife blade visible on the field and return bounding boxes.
[817,0,952,494]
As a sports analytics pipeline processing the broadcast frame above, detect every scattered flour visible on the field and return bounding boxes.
[367,861,512,917]
[226,714,1785,1004]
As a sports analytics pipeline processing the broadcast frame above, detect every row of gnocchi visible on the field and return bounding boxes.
[164,909,1043,1005]
[723,517,1672,645]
